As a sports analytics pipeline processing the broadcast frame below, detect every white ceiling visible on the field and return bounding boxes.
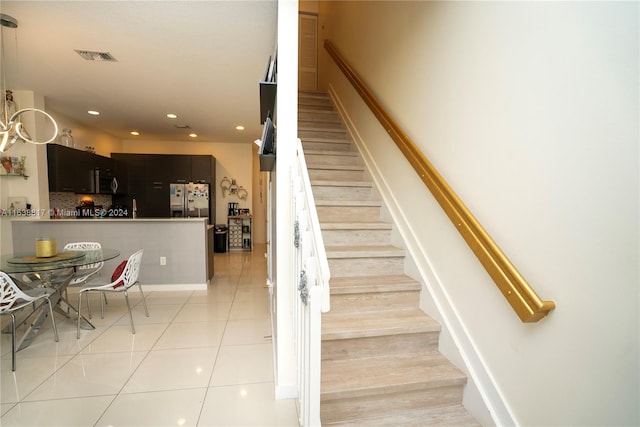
[0,1,278,144]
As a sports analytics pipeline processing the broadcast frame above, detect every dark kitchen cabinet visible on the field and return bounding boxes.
[145,155,172,218]
[171,156,192,183]
[47,144,111,193]
[74,150,96,193]
[170,154,214,183]
[191,155,215,183]
[112,159,128,195]
[110,153,215,219]
[112,153,146,217]
[94,154,113,174]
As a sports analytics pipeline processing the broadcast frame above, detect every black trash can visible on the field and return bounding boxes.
[214,225,228,253]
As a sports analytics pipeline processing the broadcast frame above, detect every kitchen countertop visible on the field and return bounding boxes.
[13,217,208,223]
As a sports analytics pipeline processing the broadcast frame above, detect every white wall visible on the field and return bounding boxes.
[49,110,122,157]
[0,91,51,254]
[320,1,639,426]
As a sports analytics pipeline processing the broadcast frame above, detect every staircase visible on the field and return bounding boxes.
[298,91,481,426]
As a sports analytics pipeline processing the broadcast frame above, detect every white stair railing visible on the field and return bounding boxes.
[292,138,331,426]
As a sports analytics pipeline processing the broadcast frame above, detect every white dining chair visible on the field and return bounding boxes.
[76,250,148,338]
[0,271,59,371]
[62,242,107,318]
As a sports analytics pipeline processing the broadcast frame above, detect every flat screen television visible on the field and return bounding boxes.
[260,54,277,124]
[258,114,275,171]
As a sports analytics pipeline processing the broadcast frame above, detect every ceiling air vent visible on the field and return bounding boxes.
[74,50,117,62]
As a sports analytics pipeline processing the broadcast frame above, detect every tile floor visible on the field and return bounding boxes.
[1,247,299,427]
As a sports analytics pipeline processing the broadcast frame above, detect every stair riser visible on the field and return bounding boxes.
[299,111,341,122]
[321,385,464,424]
[321,229,391,246]
[328,257,405,277]
[305,154,360,166]
[329,290,420,312]
[311,186,374,201]
[308,168,365,181]
[317,206,381,222]
[299,98,333,107]
[299,120,344,130]
[322,332,439,361]
[300,130,349,140]
[299,105,334,113]
[302,141,353,152]
[303,91,476,425]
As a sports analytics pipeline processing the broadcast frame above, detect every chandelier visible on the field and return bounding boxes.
[0,13,58,153]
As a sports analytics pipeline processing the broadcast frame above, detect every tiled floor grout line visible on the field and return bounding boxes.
[1,248,297,426]
[11,296,124,406]
[196,259,243,427]
[92,289,195,426]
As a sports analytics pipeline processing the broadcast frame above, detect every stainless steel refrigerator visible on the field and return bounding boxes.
[170,182,211,223]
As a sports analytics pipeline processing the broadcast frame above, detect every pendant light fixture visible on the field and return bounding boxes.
[0,13,58,153]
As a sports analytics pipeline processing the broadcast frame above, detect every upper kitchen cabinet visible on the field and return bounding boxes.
[191,155,216,183]
[168,154,216,183]
[171,156,192,183]
[145,154,172,183]
[111,153,215,219]
[114,153,215,185]
[47,144,113,193]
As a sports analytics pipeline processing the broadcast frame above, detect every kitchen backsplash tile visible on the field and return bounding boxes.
[49,192,112,217]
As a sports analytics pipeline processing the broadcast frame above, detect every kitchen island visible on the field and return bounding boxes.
[11,218,213,290]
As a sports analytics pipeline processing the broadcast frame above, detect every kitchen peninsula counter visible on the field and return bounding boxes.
[11,218,212,289]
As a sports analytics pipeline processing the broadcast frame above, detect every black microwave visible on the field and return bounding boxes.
[94,169,119,194]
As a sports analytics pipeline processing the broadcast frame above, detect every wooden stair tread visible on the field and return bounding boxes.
[298,121,346,128]
[304,149,359,156]
[298,96,332,102]
[299,125,345,132]
[322,405,480,426]
[330,274,420,294]
[316,200,381,207]
[326,245,404,258]
[311,180,372,187]
[302,140,351,147]
[321,221,392,230]
[299,90,329,96]
[298,103,333,109]
[307,164,364,171]
[302,140,352,148]
[321,351,466,399]
[323,308,439,339]
[301,92,480,426]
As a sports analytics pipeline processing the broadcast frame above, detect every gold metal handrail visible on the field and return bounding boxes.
[324,40,555,322]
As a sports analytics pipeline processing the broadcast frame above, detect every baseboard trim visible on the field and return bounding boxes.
[275,384,298,400]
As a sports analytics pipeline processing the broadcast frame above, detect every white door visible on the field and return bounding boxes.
[298,13,318,92]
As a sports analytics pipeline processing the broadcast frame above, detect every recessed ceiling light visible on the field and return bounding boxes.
[189,133,198,138]
[166,113,178,119]
[88,110,100,115]
[235,125,245,131]
[130,131,140,136]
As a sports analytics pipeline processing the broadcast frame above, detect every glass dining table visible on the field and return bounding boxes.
[1,248,120,350]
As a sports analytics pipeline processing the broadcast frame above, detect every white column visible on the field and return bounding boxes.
[274,0,299,399]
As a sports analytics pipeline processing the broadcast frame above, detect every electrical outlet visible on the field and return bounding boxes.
[160,256,166,266]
